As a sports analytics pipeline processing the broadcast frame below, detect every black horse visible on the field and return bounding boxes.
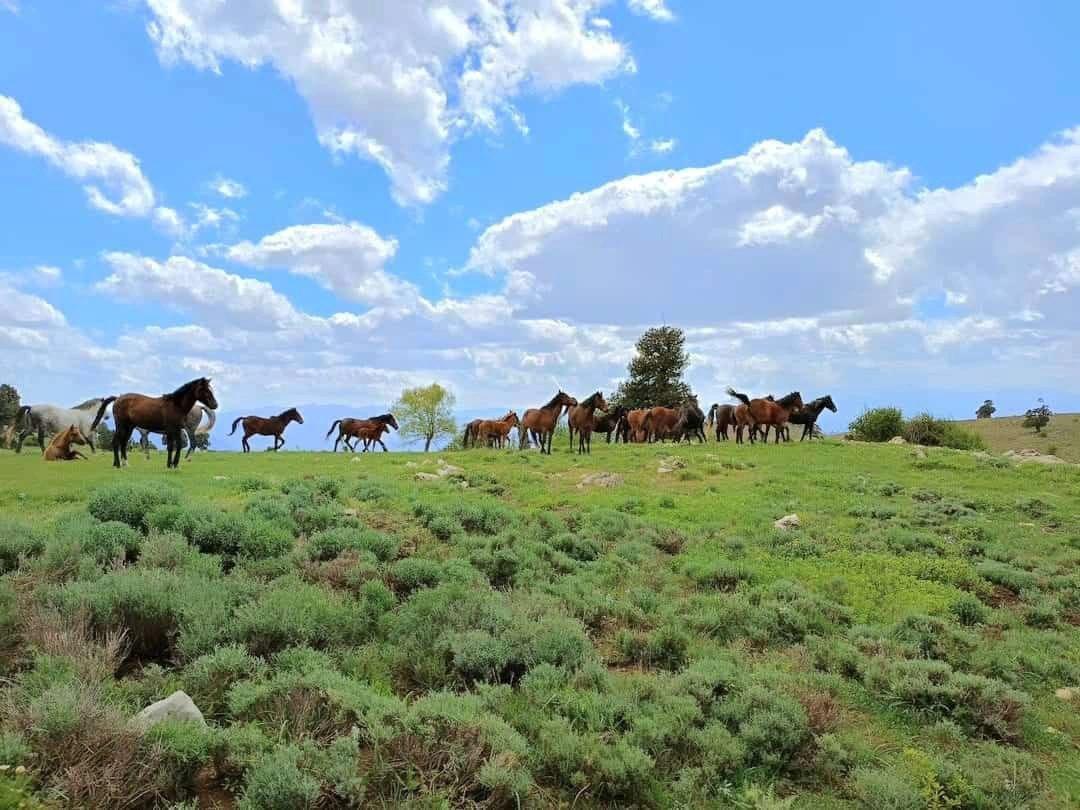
[593,405,627,443]
[784,395,837,441]
[673,396,707,443]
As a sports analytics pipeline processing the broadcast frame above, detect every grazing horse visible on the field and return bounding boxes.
[326,414,399,453]
[785,395,837,441]
[673,396,707,443]
[43,424,91,461]
[15,398,113,454]
[726,388,803,444]
[707,403,737,441]
[520,390,577,454]
[230,407,304,452]
[138,405,215,459]
[568,392,608,455]
[644,406,679,443]
[616,409,650,443]
[593,405,627,444]
[478,411,520,449]
[100,378,218,468]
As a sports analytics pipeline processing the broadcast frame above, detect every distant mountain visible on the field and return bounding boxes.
[205,404,508,452]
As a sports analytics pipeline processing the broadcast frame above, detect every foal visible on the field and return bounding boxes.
[326,414,399,452]
[478,411,519,449]
[43,424,90,461]
[229,408,304,452]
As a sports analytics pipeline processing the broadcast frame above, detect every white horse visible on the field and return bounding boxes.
[137,405,215,460]
[15,397,114,453]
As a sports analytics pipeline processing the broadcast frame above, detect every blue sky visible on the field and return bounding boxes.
[2,0,1079,441]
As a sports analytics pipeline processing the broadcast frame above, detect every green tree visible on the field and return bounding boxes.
[393,383,457,452]
[1022,398,1052,434]
[612,326,692,409]
[0,384,20,427]
[975,400,995,419]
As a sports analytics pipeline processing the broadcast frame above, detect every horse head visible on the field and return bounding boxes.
[507,411,520,427]
[195,378,219,410]
[286,407,304,424]
[385,413,399,431]
[821,395,837,413]
[558,391,578,408]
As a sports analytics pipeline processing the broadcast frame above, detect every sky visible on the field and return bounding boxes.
[2,0,1080,441]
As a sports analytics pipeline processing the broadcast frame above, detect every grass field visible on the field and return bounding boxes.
[1,440,1079,809]
[956,413,1080,464]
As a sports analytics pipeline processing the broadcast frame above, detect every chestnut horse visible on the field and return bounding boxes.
[568,392,608,455]
[357,421,395,452]
[644,406,679,443]
[99,377,218,468]
[230,407,304,452]
[726,388,803,444]
[520,390,577,454]
[616,409,649,443]
[478,411,519,449]
[43,424,90,461]
[326,414,399,452]
[707,403,737,441]
[462,418,484,448]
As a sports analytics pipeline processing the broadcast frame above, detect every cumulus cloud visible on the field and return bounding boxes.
[0,94,156,217]
[142,0,639,205]
[209,175,247,199]
[627,0,675,22]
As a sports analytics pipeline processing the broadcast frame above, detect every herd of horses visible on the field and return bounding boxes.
[3,377,837,468]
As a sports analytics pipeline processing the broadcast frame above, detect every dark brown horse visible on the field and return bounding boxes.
[99,377,218,468]
[727,388,803,444]
[326,414,399,452]
[707,403,737,441]
[785,394,837,441]
[43,424,90,461]
[229,407,304,452]
[593,405,627,444]
[672,396,707,443]
[520,390,577,454]
[568,392,608,455]
[478,411,519,449]
[462,418,484,448]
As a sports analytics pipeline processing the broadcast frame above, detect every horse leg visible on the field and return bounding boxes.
[186,427,196,459]
[37,427,46,453]
[112,429,122,468]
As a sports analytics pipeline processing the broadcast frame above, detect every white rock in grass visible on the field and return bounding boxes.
[577,472,624,489]
[774,514,801,531]
[415,472,441,481]
[887,436,907,445]
[133,691,205,731]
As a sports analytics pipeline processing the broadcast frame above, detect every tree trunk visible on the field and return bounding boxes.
[424,434,432,452]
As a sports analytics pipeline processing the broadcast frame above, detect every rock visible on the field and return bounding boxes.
[1055,687,1075,702]
[343,508,358,517]
[351,457,363,463]
[1005,448,1067,465]
[133,691,205,732]
[415,472,441,481]
[458,480,470,489]
[657,456,687,473]
[774,514,801,531]
[212,475,229,481]
[914,447,927,460]
[972,451,993,460]
[576,472,624,489]
[405,461,418,468]
[887,436,907,445]
[435,461,465,477]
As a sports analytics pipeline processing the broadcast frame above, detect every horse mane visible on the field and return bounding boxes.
[542,391,565,410]
[776,391,802,408]
[164,378,205,402]
[72,398,101,410]
[581,391,603,408]
[370,413,395,423]
[277,408,298,419]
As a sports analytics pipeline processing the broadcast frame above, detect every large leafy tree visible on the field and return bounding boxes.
[975,399,996,419]
[0,384,20,427]
[1023,398,1052,434]
[393,383,457,452]
[613,326,692,409]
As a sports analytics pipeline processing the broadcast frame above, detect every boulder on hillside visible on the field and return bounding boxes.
[658,456,687,474]
[577,472,624,489]
[887,436,907,445]
[1004,448,1067,465]
[774,514,801,531]
[133,691,205,732]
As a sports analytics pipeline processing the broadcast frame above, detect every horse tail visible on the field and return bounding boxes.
[726,387,750,406]
[16,405,31,428]
[229,416,244,436]
[197,406,216,435]
[90,397,115,431]
[325,419,342,440]
[463,423,472,448]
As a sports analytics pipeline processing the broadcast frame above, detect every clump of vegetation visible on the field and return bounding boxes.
[848,407,905,442]
[1022,398,1052,434]
[903,413,986,450]
[87,481,181,531]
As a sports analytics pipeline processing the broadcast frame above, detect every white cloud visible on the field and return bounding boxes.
[650,138,676,154]
[615,99,640,141]
[142,0,640,205]
[0,95,155,217]
[210,175,247,199]
[227,223,404,305]
[627,0,675,22]
[190,203,240,231]
[153,206,187,237]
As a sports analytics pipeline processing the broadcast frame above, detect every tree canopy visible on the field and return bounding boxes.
[0,384,20,427]
[612,326,692,409]
[393,383,458,452]
[975,399,996,419]
[1022,398,1052,434]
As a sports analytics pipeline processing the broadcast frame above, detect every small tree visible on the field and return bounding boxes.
[612,326,692,409]
[975,400,995,419]
[1022,398,1052,434]
[393,383,457,452]
[0,384,20,427]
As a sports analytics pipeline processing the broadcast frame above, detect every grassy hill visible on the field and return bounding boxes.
[1,441,1078,808]
[956,412,1080,463]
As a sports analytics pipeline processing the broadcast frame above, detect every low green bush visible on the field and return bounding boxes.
[0,518,45,573]
[388,557,444,595]
[306,527,398,562]
[903,413,986,450]
[848,407,904,442]
[238,745,321,810]
[87,481,181,531]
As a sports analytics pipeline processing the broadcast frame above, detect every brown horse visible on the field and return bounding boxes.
[644,406,679,443]
[326,414,399,452]
[726,388,803,444]
[229,407,304,453]
[357,421,395,452]
[99,377,218,468]
[462,418,484,448]
[707,403,737,441]
[568,392,608,455]
[520,390,577,454]
[478,411,519,449]
[43,424,90,461]
[616,408,650,443]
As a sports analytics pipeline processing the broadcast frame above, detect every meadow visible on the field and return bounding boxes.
[1,438,1078,809]
[957,413,1080,464]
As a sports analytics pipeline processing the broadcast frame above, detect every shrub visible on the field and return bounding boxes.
[680,556,754,591]
[848,407,904,442]
[83,520,143,566]
[238,745,321,810]
[161,505,293,560]
[0,518,44,573]
[87,481,181,530]
[183,644,267,720]
[903,413,985,450]
[950,595,988,627]
[307,527,398,562]
[717,685,811,768]
[851,767,923,810]
[975,561,1039,594]
[388,557,444,595]
[244,496,298,535]
[145,719,215,795]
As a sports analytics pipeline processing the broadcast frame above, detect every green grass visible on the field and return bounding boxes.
[1,440,1078,808]
[958,412,1080,462]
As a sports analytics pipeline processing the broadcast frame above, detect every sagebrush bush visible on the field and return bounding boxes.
[717,685,811,768]
[388,557,444,595]
[848,407,904,442]
[306,527,398,562]
[0,517,45,573]
[680,555,754,591]
[238,745,321,810]
[87,481,181,530]
[152,505,292,561]
[183,644,267,720]
[82,520,143,566]
[975,560,1039,593]
[903,413,986,450]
